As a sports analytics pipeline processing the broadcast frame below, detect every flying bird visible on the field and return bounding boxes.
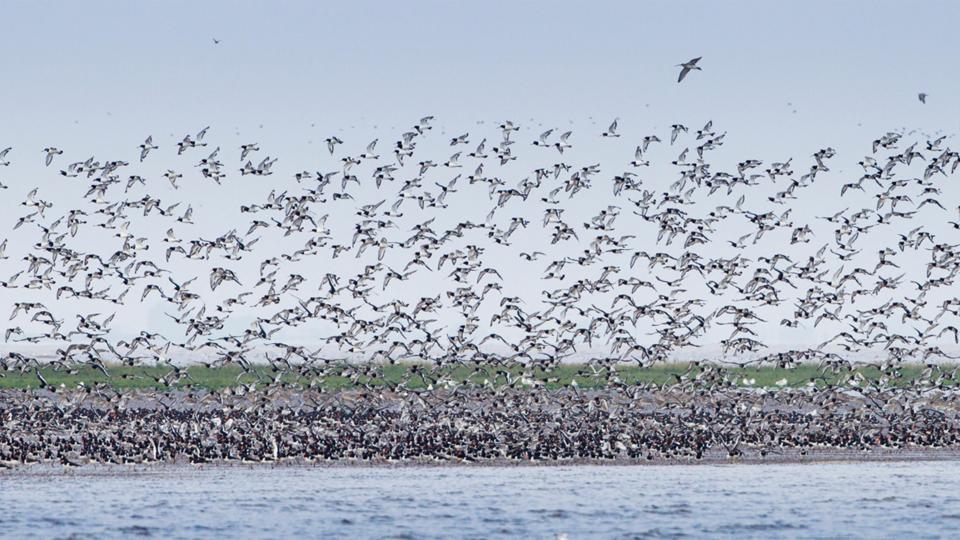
[139,136,157,162]
[42,147,63,167]
[677,57,702,83]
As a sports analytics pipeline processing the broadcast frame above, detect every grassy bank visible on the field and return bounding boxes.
[0,362,955,391]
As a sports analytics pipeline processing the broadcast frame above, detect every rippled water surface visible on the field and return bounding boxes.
[2,461,959,539]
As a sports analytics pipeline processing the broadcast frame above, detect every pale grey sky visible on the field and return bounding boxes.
[1,1,958,358]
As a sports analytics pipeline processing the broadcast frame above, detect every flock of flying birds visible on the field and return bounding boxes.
[2,113,960,376]
[0,107,958,463]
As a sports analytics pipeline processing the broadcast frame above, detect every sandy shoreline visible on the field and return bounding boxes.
[2,447,959,476]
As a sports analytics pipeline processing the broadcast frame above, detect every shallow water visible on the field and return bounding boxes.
[1,461,959,539]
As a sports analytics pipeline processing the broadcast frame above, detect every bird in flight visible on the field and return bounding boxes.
[42,147,62,167]
[918,93,928,104]
[213,38,221,45]
[677,57,702,83]
[602,118,620,138]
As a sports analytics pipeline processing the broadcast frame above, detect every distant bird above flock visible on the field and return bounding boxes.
[677,57,702,83]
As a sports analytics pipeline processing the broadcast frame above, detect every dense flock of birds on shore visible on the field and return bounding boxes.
[1,108,960,464]
[0,385,957,465]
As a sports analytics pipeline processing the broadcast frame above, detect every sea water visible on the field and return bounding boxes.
[1,461,958,539]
